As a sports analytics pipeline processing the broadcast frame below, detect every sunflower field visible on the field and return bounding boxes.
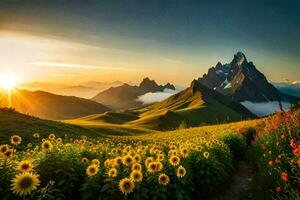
[0,108,299,200]
[0,123,248,200]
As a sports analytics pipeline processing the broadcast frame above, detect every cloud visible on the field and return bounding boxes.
[137,89,180,105]
[292,80,300,85]
[31,62,133,70]
[240,101,292,117]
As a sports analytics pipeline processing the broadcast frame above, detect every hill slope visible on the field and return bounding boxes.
[92,77,175,110]
[69,80,255,131]
[0,89,110,120]
[0,108,149,144]
[129,80,255,130]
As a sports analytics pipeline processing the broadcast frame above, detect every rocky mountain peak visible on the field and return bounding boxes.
[139,77,176,92]
[232,51,247,66]
[197,52,297,103]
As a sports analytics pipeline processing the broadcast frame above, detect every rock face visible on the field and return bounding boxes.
[198,52,297,102]
[92,78,176,109]
[139,77,175,92]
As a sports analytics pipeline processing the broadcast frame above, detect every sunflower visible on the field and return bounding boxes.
[114,156,123,165]
[180,148,188,158]
[56,138,62,144]
[4,149,13,158]
[111,148,117,154]
[49,133,56,140]
[147,162,157,173]
[156,161,163,171]
[0,144,9,154]
[131,163,142,171]
[130,170,143,182]
[17,160,33,172]
[86,164,99,177]
[203,152,209,159]
[108,168,118,178]
[122,155,134,166]
[157,154,164,161]
[11,135,22,145]
[11,172,40,197]
[169,155,180,166]
[33,133,40,139]
[41,140,53,151]
[91,159,100,166]
[119,178,134,195]
[158,173,170,186]
[133,154,141,163]
[176,166,186,178]
[82,157,89,165]
[145,157,154,167]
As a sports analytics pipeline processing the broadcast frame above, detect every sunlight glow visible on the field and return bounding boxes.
[0,73,18,90]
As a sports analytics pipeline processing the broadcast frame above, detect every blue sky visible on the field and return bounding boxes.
[0,0,299,85]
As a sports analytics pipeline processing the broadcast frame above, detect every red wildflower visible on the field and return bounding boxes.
[290,139,296,148]
[293,146,300,157]
[281,133,286,139]
[276,187,281,193]
[281,172,288,183]
[268,160,273,167]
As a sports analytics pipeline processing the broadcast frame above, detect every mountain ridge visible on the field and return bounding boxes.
[198,52,298,103]
[0,89,110,120]
[92,77,176,110]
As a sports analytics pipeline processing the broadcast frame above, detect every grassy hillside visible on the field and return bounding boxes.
[0,108,148,145]
[70,80,256,131]
[0,89,110,120]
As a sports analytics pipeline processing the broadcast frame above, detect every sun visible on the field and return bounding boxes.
[0,74,18,91]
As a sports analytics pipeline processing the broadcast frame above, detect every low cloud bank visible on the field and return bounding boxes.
[137,89,180,105]
[241,101,292,117]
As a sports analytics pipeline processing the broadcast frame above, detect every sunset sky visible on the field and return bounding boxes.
[0,0,299,86]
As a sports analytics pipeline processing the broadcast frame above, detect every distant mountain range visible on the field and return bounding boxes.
[71,78,255,131]
[0,89,110,120]
[198,52,298,103]
[19,81,124,98]
[92,77,176,110]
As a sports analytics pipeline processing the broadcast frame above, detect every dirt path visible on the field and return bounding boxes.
[220,161,254,200]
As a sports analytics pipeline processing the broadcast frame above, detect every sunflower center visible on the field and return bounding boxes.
[124,181,131,189]
[20,177,33,189]
[90,168,96,173]
[22,164,29,170]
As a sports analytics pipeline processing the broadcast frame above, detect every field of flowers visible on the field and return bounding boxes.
[0,108,299,200]
[252,108,300,199]
[0,122,248,199]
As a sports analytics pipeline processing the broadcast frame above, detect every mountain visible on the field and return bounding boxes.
[73,79,255,131]
[56,85,98,99]
[92,77,176,110]
[129,80,255,129]
[198,52,297,102]
[19,81,124,99]
[0,89,110,120]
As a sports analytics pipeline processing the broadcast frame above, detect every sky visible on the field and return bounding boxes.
[0,0,299,87]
